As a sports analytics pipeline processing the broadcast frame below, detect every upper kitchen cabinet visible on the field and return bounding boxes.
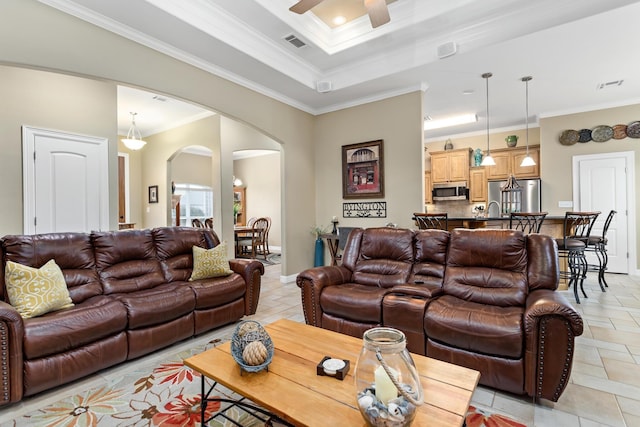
[485,145,540,180]
[430,148,472,184]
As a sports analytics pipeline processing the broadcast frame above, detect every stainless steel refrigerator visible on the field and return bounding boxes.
[487,178,541,217]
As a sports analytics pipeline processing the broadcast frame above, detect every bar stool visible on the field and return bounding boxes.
[509,212,548,234]
[586,210,616,290]
[412,213,448,230]
[555,211,600,304]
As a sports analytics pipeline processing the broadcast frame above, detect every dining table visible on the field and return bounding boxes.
[233,225,255,257]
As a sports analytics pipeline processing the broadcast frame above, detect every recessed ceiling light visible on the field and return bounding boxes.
[333,16,346,25]
[462,90,474,95]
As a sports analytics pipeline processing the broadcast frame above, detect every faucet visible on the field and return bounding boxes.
[487,200,500,218]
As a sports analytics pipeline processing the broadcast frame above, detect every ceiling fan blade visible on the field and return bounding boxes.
[289,0,324,14]
[364,0,390,28]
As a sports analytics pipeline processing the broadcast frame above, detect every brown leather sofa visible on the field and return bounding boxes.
[0,226,264,407]
[297,227,583,402]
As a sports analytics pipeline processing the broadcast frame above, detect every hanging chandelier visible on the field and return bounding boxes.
[480,72,496,167]
[520,76,536,167]
[121,112,147,150]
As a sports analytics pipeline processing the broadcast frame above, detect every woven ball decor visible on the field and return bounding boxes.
[231,320,274,373]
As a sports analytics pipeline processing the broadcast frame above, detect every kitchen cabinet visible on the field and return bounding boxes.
[485,145,540,180]
[430,148,472,184]
[424,171,432,204]
[469,167,487,203]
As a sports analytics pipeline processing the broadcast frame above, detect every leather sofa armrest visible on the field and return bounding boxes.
[524,290,583,336]
[523,289,583,401]
[0,301,25,405]
[387,283,443,300]
[296,266,352,327]
[229,259,265,315]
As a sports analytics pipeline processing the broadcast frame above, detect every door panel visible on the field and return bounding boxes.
[23,126,109,234]
[577,156,628,274]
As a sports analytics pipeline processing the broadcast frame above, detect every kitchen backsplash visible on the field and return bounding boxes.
[425,201,486,217]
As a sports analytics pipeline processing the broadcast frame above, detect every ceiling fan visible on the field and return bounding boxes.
[289,0,391,28]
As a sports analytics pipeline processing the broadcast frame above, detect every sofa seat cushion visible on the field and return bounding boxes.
[425,295,524,358]
[320,283,387,323]
[23,296,127,360]
[187,274,246,309]
[114,284,195,329]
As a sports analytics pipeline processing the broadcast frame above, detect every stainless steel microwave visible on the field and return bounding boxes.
[432,181,469,201]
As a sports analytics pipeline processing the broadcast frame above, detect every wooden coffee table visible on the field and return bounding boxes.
[184,319,480,427]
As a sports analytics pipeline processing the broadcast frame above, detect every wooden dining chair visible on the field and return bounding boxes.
[412,213,448,231]
[204,218,214,229]
[237,217,269,260]
[509,212,548,234]
[191,218,204,228]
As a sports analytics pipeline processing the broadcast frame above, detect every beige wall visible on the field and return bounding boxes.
[0,0,314,276]
[314,92,425,233]
[172,153,214,188]
[0,65,118,236]
[234,153,282,247]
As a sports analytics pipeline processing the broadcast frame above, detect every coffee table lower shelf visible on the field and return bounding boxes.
[199,378,295,427]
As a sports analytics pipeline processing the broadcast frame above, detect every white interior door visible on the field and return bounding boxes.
[573,152,635,274]
[23,126,109,234]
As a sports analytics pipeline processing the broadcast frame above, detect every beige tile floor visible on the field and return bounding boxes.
[1,263,639,426]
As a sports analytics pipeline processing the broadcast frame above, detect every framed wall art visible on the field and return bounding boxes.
[148,185,158,203]
[342,140,384,199]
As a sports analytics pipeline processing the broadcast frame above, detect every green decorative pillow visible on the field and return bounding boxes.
[5,259,74,319]
[189,241,234,281]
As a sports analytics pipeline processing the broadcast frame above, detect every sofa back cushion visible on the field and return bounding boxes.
[343,227,413,288]
[92,229,165,294]
[1,233,101,303]
[153,227,220,282]
[411,229,449,287]
[445,229,528,306]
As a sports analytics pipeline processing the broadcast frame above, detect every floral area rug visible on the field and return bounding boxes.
[4,338,526,427]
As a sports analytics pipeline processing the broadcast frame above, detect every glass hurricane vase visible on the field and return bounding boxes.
[355,327,423,427]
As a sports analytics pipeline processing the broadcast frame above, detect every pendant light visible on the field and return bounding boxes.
[520,76,536,167]
[480,73,496,166]
[122,112,147,150]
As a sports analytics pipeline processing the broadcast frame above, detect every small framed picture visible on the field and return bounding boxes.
[148,185,158,203]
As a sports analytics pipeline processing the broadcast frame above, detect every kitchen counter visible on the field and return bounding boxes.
[447,216,564,221]
[444,216,566,238]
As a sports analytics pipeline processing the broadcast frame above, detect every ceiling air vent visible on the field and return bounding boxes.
[284,34,307,48]
[596,80,624,90]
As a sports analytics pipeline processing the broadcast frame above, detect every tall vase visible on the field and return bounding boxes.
[314,237,324,267]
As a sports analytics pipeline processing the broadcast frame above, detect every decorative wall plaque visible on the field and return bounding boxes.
[342,202,387,218]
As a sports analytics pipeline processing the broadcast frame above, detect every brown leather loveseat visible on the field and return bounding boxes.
[0,226,263,407]
[297,227,583,402]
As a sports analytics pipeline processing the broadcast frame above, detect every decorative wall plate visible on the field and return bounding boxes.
[578,128,592,143]
[612,124,627,139]
[559,129,579,145]
[591,125,614,142]
[626,121,640,138]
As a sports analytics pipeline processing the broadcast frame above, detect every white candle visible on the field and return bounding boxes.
[374,365,397,405]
